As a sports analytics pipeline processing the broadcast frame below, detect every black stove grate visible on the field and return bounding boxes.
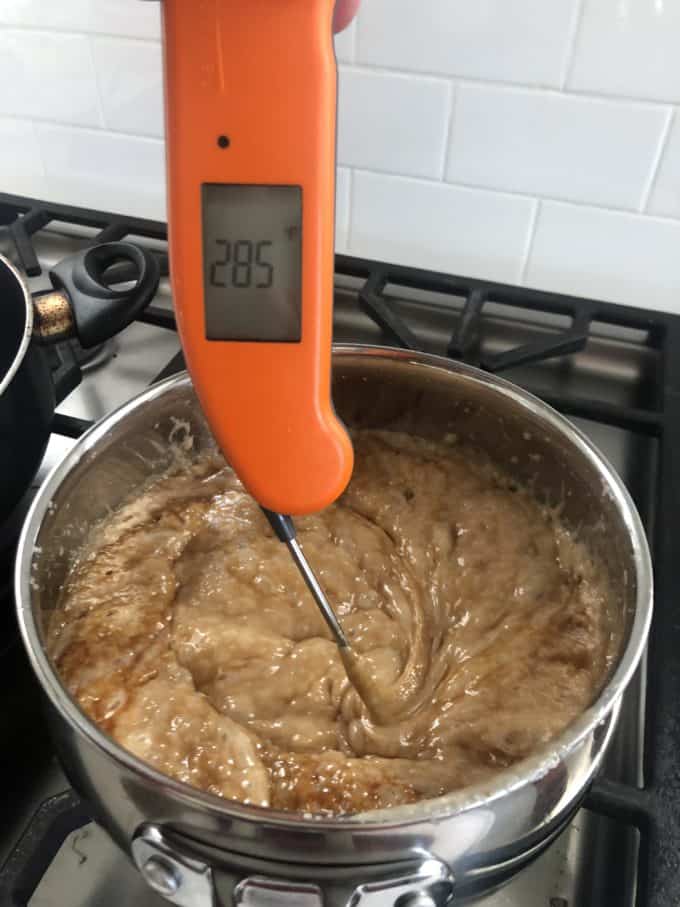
[1,191,679,905]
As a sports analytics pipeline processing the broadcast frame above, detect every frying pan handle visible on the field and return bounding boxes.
[34,242,161,348]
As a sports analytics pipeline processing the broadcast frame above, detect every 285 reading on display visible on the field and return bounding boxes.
[209,239,274,290]
[202,184,302,342]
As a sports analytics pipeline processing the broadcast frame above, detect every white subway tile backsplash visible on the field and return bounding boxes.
[0,30,100,127]
[92,38,163,137]
[2,0,680,314]
[0,118,47,198]
[526,201,680,312]
[569,0,680,103]
[35,123,165,220]
[447,83,668,210]
[0,0,161,39]
[357,0,578,88]
[335,167,350,252]
[338,67,452,179]
[648,114,680,220]
[349,170,534,283]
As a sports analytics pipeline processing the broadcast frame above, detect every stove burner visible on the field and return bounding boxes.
[358,270,593,371]
[0,190,678,907]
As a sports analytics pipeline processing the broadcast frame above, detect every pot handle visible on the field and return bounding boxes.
[33,242,161,348]
[132,823,455,907]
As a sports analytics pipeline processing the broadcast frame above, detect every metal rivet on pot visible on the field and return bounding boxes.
[143,855,182,897]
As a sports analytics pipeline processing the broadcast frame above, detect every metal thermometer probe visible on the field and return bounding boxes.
[263,510,349,649]
[160,0,354,645]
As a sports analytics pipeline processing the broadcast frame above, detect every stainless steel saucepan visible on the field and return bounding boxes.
[15,346,652,906]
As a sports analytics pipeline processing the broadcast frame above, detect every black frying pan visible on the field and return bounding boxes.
[0,243,160,521]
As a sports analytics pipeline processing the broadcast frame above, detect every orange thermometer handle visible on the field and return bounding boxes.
[161,0,353,515]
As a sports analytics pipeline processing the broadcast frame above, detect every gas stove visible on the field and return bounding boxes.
[0,191,678,907]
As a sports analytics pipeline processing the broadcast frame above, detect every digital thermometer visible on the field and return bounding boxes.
[161,0,354,516]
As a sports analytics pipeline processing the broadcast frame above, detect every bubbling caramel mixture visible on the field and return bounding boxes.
[49,431,620,816]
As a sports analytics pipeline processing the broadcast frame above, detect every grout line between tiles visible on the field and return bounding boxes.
[0,24,160,43]
[6,106,680,230]
[560,0,586,90]
[3,21,678,108]
[85,35,108,131]
[338,62,453,87]
[349,164,680,221]
[380,164,680,228]
[640,108,675,213]
[439,81,457,181]
[341,61,678,109]
[520,199,541,283]
[0,113,164,144]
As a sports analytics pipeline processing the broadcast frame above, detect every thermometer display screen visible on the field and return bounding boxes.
[201,184,302,342]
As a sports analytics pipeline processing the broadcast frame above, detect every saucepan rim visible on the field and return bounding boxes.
[0,252,34,397]
[15,344,653,829]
